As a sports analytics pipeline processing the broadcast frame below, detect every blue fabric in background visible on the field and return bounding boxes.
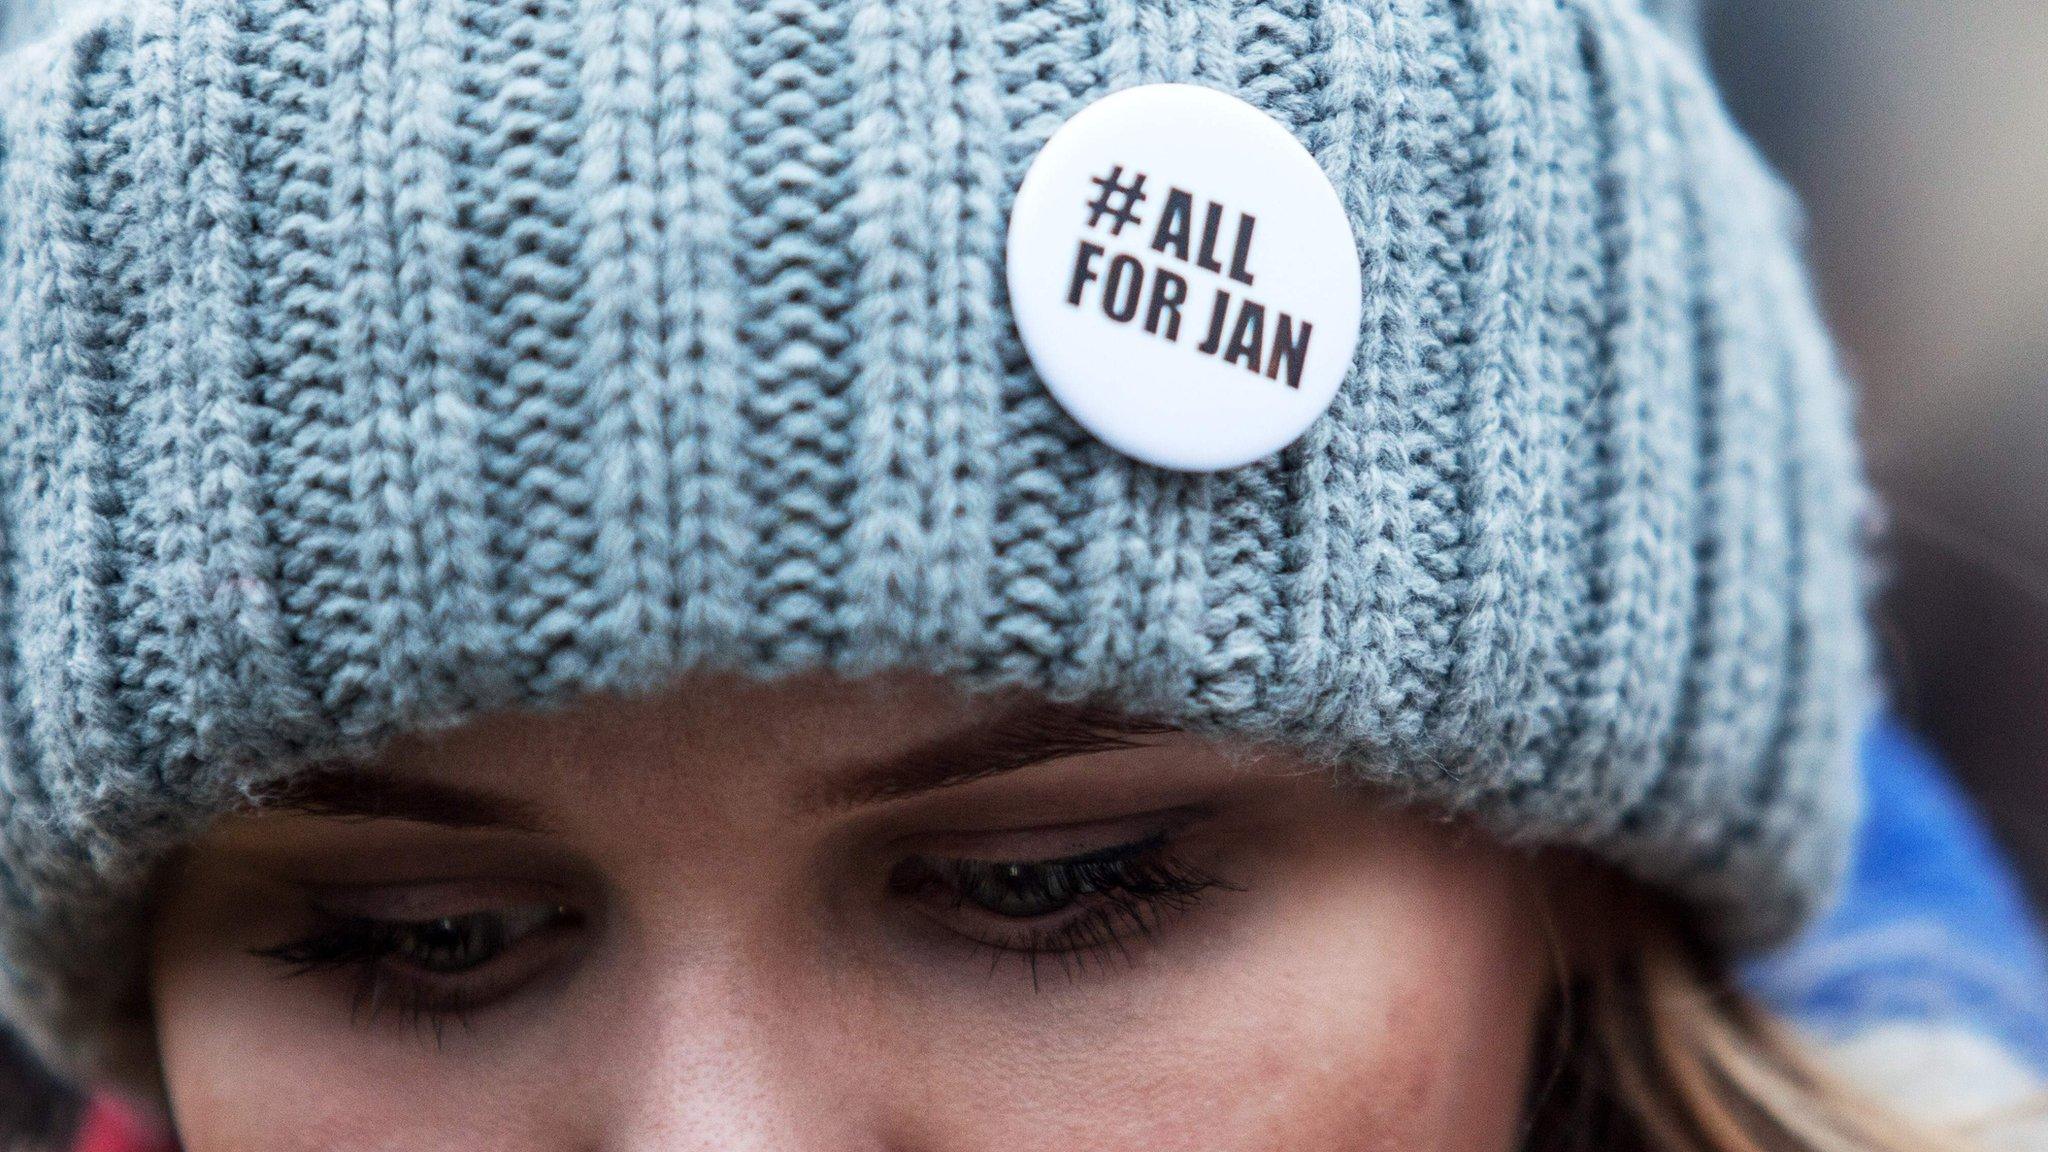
[1745,712,2048,1073]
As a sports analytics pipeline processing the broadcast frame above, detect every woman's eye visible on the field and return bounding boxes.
[385,908,549,974]
[256,902,574,976]
[956,860,1094,918]
[887,832,1235,981]
[250,900,585,1036]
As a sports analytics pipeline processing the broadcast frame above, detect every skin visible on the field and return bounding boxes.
[149,672,1557,1151]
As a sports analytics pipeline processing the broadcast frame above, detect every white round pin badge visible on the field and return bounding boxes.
[1005,83,1363,472]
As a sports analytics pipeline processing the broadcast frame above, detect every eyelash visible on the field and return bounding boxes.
[249,833,1234,1038]
[888,832,1237,988]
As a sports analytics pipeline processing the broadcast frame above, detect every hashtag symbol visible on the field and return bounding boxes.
[1085,165,1148,235]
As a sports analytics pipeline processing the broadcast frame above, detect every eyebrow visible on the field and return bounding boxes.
[247,702,1179,831]
[798,702,1179,813]
[251,768,555,834]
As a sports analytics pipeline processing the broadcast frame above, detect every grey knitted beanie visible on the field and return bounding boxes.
[0,0,1873,1087]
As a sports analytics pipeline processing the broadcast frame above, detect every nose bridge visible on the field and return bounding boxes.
[596,935,887,1152]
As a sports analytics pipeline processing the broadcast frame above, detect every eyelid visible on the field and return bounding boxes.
[207,825,605,901]
[890,803,1214,862]
[295,877,588,923]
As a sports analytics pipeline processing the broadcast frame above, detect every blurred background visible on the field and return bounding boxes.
[0,0,2044,1141]
[1702,0,2048,909]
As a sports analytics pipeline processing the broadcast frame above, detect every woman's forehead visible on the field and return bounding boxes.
[266,673,1265,832]
[374,672,1013,781]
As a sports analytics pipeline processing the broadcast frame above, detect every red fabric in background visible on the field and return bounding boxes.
[71,1095,174,1152]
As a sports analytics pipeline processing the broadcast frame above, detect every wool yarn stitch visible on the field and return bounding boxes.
[0,0,1875,1086]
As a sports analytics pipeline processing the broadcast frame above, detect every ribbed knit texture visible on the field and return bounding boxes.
[0,0,1875,1087]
